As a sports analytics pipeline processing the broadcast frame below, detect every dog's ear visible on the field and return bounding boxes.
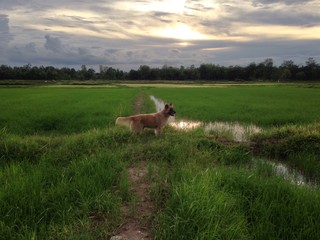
[169,103,173,106]
[165,103,169,109]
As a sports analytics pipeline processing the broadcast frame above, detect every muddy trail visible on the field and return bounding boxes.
[111,161,155,240]
[111,94,156,240]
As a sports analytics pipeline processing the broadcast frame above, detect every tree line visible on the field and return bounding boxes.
[0,58,319,81]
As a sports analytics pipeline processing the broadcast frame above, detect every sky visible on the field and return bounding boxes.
[1,0,320,71]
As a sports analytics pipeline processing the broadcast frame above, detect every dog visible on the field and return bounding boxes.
[115,103,176,135]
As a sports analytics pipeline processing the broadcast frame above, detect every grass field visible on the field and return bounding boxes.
[0,84,320,239]
[148,86,320,126]
[0,88,140,135]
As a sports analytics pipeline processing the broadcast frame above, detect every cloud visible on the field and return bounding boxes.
[44,35,63,52]
[0,14,13,46]
[0,0,319,70]
[24,42,37,53]
[252,0,314,6]
[170,49,181,54]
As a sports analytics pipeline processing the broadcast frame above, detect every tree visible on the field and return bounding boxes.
[304,58,319,80]
[139,65,151,80]
[280,60,298,80]
[280,69,292,81]
[262,58,274,80]
[245,62,257,81]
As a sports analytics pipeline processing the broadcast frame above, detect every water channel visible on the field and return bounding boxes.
[150,95,311,186]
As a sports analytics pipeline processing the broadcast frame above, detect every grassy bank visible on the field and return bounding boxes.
[251,123,320,181]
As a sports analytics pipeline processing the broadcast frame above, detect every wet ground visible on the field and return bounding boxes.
[150,95,261,142]
[150,95,313,187]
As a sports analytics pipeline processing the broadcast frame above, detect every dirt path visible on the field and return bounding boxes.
[133,93,146,114]
[111,94,156,240]
[111,161,155,240]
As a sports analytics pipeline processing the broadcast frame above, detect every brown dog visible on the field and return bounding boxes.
[115,103,176,135]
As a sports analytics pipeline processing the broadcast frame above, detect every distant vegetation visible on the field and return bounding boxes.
[1,57,320,81]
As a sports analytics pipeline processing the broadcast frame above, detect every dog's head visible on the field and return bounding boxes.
[165,103,176,116]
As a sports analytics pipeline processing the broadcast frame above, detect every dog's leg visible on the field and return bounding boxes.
[154,127,162,135]
[131,123,144,134]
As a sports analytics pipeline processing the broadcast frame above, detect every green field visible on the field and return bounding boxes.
[1,84,320,239]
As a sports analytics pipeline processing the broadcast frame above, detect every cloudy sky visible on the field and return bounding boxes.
[1,0,320,70]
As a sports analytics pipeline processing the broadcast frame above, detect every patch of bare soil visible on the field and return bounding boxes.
[133,93,146,114]
[111,161,156,240]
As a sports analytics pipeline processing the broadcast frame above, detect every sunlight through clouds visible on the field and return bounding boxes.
[1,0,320,69]
[155,22,209,40]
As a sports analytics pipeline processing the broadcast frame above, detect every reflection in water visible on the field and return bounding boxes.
[169,121,202,130]
[150,95,261,142]
[205,122,261,142]
[150,95,165,112]
[253,158,307,186]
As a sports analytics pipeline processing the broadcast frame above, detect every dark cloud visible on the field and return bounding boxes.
[24,42,37,53]
[252,0,314,6]
[201,2,320,36]
[44,35,63,53]
[78,47,89,56]
[0,0,32,9]
[0,14,13,46]
[247,10,320,26]
[170,49,181,54]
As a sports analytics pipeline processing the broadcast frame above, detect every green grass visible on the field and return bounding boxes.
[148,86,320,126]
[0,128,135,239]
[251,123,320,181]
[1,85,319,136]
[1,84,320,239]
[0,88,140,135]
[155,168,320,240]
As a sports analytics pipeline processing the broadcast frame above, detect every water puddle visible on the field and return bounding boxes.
[253,158,307,186]
[150,95,166,112]
[204,122,261,142]
[150,95,312,186]
[150,95,261,142]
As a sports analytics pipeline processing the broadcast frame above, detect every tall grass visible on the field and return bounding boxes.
[155,171,250,240]
[251,123,320,180]
[151,146,320,240]
[0,128,136,239]
[1,124,320,239]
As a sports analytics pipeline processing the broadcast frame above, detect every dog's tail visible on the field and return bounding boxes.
[115,117,132,128]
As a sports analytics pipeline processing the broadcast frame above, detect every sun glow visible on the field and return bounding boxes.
[155,23,209,40]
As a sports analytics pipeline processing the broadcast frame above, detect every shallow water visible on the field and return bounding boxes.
[204,121,261,142]
[150,95,261,142]
[253,158,307,186]
[150,96,312,186]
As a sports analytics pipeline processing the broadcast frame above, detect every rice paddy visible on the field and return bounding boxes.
[0,83,319,239]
